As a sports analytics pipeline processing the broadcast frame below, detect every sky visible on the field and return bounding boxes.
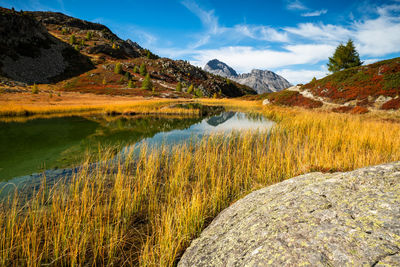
[2,0,400,84]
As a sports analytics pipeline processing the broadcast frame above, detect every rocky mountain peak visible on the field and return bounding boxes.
[204,59,238,77]
[204,59,291,94]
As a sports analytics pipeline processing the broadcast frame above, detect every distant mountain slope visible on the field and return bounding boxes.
[301,57,400,109]
[204,59,237,77]
[0,8,256,97]
[0,8,93,84]
[204,59,291,94]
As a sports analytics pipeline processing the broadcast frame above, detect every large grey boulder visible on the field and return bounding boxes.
[179,162,400,266]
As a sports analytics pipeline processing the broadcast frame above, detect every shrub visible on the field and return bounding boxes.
[74,44,79,51]
[86,31,93,40]
[311,77,317,83]
[176,82,182,92]
[102,78,107,85]
[112,43,117,49]
[128,80,134,88]
[114,63,122,74]
[381,98,400,110]
[139,63,147,76]
[187,84,194,94]
[142,73,152,90]
[31,83,39,94]
[69,34,76,45]
[124,71,131,80]
[351,106,369,114]
[195,89,203,97]
[133,66,140,74]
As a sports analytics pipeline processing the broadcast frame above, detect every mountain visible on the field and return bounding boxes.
[204,59,237,77]
[204,59,291,94]
[0,8,256,98]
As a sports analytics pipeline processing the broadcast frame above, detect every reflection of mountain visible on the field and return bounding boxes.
[206,112,236,127]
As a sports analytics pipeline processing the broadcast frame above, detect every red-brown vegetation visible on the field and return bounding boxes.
[381,98,400,110]
[267,90,323,109]
[302,57,400,104]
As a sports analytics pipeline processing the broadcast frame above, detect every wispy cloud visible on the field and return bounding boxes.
[301,9,328,17]
[276,67,328,85]
[181,0,289,48]
[286,0,308,11]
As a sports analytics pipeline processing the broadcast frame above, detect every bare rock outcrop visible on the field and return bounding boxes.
[179,162,400,266]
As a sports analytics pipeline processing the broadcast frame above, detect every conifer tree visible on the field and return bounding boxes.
[141,74,152,90]
[139,63,147,76]
[327,39,362,73]
[69,34,76,45]
[187,84,194,94]
[114,62,122,74]
[176,82,182,92]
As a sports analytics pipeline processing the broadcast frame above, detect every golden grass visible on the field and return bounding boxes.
[1,104,400,266]
[0,99,197,118]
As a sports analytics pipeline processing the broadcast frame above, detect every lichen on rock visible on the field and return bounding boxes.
[179,162,400,266]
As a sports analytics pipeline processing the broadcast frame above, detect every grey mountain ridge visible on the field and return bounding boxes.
[204,59,292,94]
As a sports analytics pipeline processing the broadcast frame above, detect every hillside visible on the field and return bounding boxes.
[0,8,256,98]
[301,57,400,110]
[204,59,291,94]
[0,8,93,84]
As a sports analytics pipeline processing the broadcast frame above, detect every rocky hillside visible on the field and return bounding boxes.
[0,8,93,84]
[0,8,256,98]
[179,162,400,266]
[301,57,400,110]
[204,59,291,94]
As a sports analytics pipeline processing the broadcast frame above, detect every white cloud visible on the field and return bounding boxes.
[234,25,289,42]
[362,58,380,65]
[301,9,328,17]
[189,44,335,73]
[275,67,328,85]
[287,0,307,11]
[354,5,400,56]
[284,4,400,57]
[285,23,351,42]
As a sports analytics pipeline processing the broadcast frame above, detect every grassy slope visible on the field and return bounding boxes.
[302,57,400,105]
[1,102,400,266]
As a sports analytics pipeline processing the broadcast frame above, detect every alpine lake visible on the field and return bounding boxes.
[0,104,274,187]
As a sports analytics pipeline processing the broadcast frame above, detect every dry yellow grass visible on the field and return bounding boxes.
[1,104,400,266]
[0,98,198,117]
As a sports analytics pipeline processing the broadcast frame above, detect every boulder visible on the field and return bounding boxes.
[179,162,400,266]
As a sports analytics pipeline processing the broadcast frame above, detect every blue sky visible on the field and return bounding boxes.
[2,0,400,84]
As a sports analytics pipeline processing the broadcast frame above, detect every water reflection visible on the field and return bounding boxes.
[0,108,273,182]
[130,112,274,149]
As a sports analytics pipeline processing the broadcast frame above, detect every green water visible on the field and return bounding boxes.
[0,115,203,181]
[0,108,274,182]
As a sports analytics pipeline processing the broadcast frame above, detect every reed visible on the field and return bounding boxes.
[1,105,400,266]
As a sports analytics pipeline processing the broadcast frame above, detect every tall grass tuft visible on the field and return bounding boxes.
[1,106,400,266]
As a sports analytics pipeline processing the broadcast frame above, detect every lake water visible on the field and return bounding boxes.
[0,107,274,182]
